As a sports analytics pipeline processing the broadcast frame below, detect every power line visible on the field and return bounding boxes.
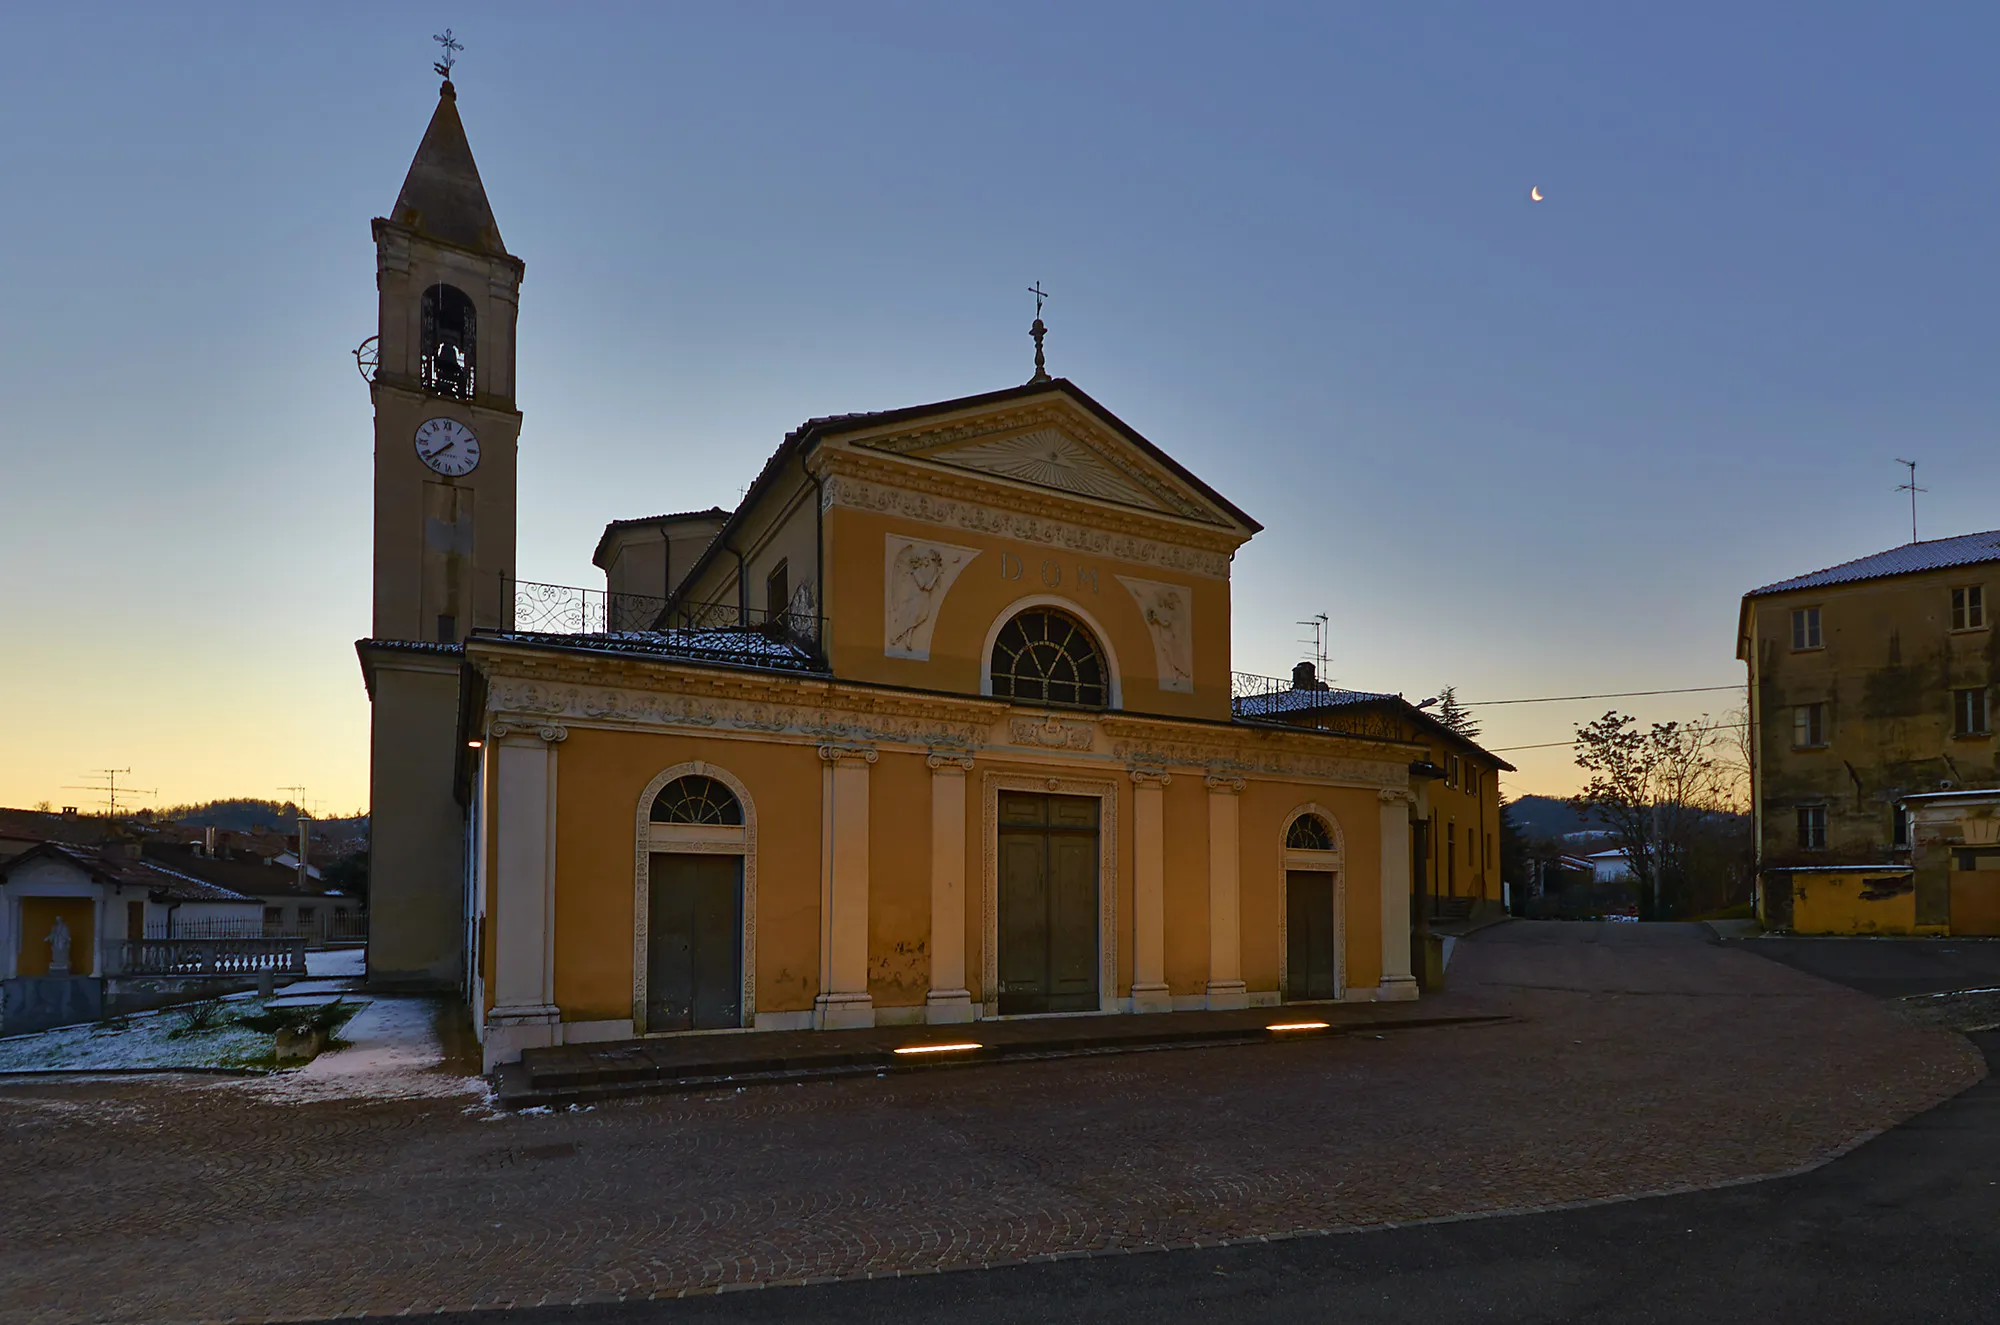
[1466,685,1741,707]
[1489,720,1750,754]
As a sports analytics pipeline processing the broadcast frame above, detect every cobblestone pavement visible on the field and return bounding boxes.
[1,922,1982,1325]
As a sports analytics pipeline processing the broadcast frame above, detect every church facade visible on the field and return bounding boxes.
[357,80,1503,1071]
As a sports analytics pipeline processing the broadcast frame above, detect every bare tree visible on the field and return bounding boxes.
[1570,711,1739,920]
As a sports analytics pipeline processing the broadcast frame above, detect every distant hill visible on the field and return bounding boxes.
[1503,794,1612,841]
[1503,793,1746,842]
[156,799,368,838]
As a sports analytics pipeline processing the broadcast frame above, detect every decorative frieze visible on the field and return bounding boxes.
[1007,715,1095,751]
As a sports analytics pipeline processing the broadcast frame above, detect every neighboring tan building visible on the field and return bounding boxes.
[1737,529,2000,932]
[1233,665,1513,921]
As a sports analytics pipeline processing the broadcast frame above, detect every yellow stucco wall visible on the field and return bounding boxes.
[1786,871,1924,935]
[548,728,828,1023]
[1951,870,2000,936]
[17,897,94,977]
[825,505,1233,723]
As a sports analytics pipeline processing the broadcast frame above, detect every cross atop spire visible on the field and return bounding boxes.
[432,28,463,81]
[1028,281,1050,383]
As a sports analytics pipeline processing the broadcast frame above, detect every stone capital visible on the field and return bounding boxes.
[1129,768,1173,789]
[819,743,879,765]
[490,721,566,744]
[927,751,976,773]
[1203,775,1246,794]
[1378,787,1415,805]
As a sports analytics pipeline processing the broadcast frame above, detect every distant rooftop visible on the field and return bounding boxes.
[1747,529,2000,597]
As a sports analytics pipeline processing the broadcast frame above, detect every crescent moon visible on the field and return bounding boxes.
[1530,186,1544,202]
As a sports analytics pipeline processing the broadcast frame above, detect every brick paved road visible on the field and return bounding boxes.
[0,922,1980,1325]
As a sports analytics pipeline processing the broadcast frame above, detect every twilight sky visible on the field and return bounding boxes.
[3,2,1997,814]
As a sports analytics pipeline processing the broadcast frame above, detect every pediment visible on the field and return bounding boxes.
[840,389,1248,530]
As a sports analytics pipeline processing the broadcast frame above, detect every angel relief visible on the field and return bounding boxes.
[1118,575,1194,693]
[883,535,981,660]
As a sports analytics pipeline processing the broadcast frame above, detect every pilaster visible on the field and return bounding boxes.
[925,753,976,1023]
[1129,769,1173,1013]
[816,743,877,1029]
[484,723,566,1069]
[1204,775,1248,1009]
[1378,787,1419,1001]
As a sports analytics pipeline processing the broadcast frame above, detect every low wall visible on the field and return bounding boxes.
[1,976,103,1036]
[1783,870,1929,935]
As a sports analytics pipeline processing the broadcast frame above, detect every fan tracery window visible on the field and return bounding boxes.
[650,775,743,826]
[990,608,1108,708]
[1287,814,1335,851]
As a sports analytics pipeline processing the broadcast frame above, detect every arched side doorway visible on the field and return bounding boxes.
[631,763,757,1033]
[1280,805,1345,1002]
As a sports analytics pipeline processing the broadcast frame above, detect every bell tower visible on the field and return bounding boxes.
[368,76,522,643]
[358,72,522,993]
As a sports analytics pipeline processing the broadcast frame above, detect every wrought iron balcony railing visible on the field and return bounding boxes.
[503,578,827,668]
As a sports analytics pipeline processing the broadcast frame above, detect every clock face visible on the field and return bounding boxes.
[414,417,480,476]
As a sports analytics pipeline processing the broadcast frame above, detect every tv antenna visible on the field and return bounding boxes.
[277,786,321,818]
[1895,459,1926,544]
[1297,612,1330,680]
[63,768,155,819]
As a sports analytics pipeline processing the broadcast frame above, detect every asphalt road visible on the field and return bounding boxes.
[1740,934,2000,997]
[382,935,2000,1325]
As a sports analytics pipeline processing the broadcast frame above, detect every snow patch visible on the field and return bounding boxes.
[241,996,482,1104]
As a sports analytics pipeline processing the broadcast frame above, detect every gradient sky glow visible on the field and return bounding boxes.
[4,3,1998,813]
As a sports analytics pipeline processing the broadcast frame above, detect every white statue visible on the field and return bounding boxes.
[46,915,72,975]
[883,536,980,660]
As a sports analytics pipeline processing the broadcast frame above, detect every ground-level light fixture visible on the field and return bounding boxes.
[892,1042,982,1055]
[1265,1021,1331,1032]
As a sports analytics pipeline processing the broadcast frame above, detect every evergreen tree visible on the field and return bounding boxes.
[1435,685,1481,740]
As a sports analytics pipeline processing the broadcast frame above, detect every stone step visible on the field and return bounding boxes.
[495,1010,1510,1110]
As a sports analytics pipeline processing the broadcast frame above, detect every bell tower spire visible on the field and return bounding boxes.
[367,66,523,644]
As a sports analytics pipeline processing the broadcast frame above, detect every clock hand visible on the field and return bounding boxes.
[429,440,456,455]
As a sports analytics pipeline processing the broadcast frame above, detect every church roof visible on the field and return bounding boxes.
[477,629,827,675]
[387,81,509,257]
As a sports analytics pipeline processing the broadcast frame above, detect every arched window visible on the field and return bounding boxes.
[991,608,1108,708]
[1286,814,1334,851]
[421,283,477,399]
[650,775,743,826]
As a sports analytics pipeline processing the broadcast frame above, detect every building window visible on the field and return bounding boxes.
[1465,766,1479,796]
[1952,586,1986,632]
[1797,805,1827,851]
[263,907,282,926]
[296,906,317,925]
[1791,606,1823,650]
[650,775,745,826]
[1792,702,1827,749]
[1954,687,1990,737]
[1286,814,1334,851]
[1446,755,1460,789]
[765,560,789,624]
[1892,807,1909,848]
[990,608,1108,708]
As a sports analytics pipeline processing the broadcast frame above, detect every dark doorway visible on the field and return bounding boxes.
[997,791,1100,1014]
[646,853,743,1031]
[1285,870,1339,1000]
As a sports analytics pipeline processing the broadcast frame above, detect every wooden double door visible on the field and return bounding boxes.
[1285,870,1340,1001]
[646,853,744,1032]
[997,791,1101,1015]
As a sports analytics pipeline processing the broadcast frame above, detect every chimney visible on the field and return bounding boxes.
[203,825,217,857]
[1291,661,1327,692]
